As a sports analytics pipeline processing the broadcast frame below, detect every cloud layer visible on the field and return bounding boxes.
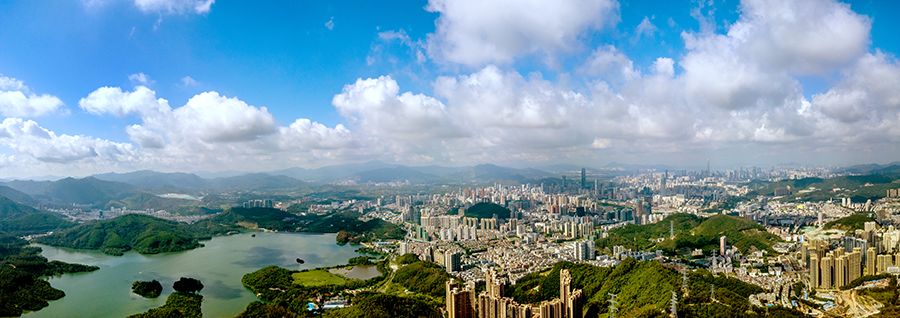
[1,0,899,176]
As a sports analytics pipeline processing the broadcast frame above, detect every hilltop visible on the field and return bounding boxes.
[35,214,223,255]
[462,202,511,219]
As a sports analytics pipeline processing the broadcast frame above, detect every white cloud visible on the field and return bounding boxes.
[580,46,639,84]
[128,73,154,86]
[333,76,461,142]
[0,118,136,163]
[133,0,214,14]
[634,16,657,39]
[0,75,64,117]
[180,76,198,87]
[426,0,619,66]
[325,17,334,30]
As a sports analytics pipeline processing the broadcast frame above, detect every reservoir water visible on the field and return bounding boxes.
[25,232,362,318]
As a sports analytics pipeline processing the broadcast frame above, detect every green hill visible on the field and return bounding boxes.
[464,202,511,219]
[0,196,72,235]
[35,214,218,255]
[201,208,405,244]
[825,213,876,231]
[391,260,452,298]
[596,213,781,254]
[0,233,98,316]
[507,259,803,317]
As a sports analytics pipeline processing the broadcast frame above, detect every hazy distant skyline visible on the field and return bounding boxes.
[1,0,900,177]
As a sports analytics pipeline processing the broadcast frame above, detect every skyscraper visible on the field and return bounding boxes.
[580,168,587,189]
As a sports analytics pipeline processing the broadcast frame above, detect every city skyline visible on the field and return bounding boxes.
[2,0,900,178]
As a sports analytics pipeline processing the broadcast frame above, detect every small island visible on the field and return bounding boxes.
[131,280,163,298]
[129,278,204,318]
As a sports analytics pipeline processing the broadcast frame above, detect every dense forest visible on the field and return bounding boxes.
[0,233,98,316]
[34,214,218,255]
[132,280,163,298]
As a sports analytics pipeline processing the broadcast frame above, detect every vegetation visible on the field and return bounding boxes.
[0,233,98,316]
[322,292,441,318]
[292,269,351,287]
[348,256,374,266]
[861,276,900,317]
[395,253,420,265]
[173,277,204,294]
[35,214,220,255]
[595,213,781,254]
[825,213,876,232]
[463,202,510,219]
[0,196,72,235]
[132,280,163,298]
[507,259,802,317]
[391,259,452,298]
[128,292,203,318]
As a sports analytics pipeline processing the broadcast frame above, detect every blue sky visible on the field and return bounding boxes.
[1,0,900,176]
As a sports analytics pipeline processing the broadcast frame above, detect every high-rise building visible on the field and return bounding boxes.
[719,236,727,256]
[835,256,846,288]
[574,240,594,261]
[867,247,877,275]
[445,251,462,273]
[809,254,819,288]
[821,254,833,289]
[446,280,476,318]
[580,168,587,189]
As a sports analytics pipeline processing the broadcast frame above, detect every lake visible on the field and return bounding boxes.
[25,232,362,318]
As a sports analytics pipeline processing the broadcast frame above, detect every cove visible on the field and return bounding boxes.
[24,232,361,318]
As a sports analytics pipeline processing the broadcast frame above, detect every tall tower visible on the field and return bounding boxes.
[580,168,587,189]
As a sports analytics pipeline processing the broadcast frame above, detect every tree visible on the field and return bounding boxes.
[173,277,204,294]
[132,280,163,298]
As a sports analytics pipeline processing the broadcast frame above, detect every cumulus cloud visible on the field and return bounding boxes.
[0,75,64,117]
[0,118,135,163]
[426,0,619,66]
[133,0,214,14]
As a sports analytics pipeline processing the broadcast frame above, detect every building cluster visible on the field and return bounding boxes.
[446,269,583,318]
[804,221,900,289]
[241,199,273,208]
[888,189,900,198]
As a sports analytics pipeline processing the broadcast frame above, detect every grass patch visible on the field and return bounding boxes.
[292,269,352,287]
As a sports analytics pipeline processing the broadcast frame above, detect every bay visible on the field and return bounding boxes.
[24,232,361,318]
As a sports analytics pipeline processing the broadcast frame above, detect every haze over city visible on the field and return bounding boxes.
[1,0,899,178]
